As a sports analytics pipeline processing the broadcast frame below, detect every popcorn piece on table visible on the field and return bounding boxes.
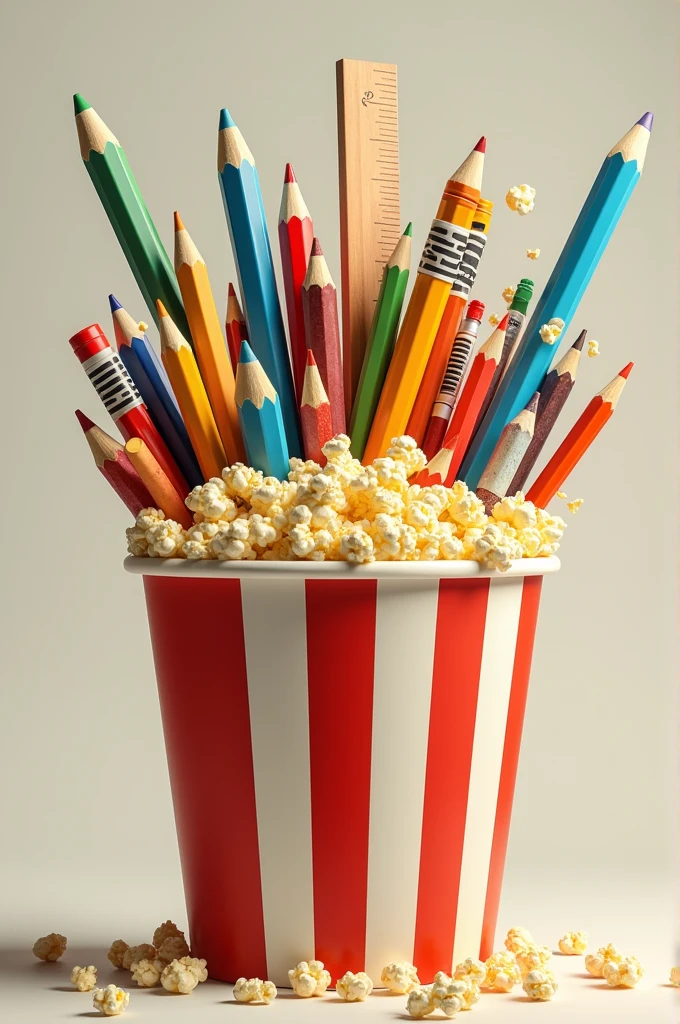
[505,184,536,215]
[122,943,156,970]
[107,940,129,969]
[32,932,67,962]
[539,317,565,345]
[502,286,516,305]
[669,966,680,986]
[157,934,191,964]
[161,956,208,994]
[288,959,331,997]
[484,951,522,992]
[526,248,540,259]
[406,985,435,1018]
[153,920,185,950]
[336,970,373,1001]
[516,945,552,977]
[71,965,98,992]
[603,956,644,988]
[453,958,487,986]
[567,498,584,514]
[233,976,277,1004]
[431,971,480,1014]
[488,312,501,326]
[585,943,623,977]
[587,339,600,358]
[92,984,129,1016]
[558,931,588,955]
[130,958,162,987]
[381,960,420,994]
[523,968,558,1001]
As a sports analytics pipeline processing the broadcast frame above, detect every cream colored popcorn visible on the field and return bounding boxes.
[32,932,67,962]
[288,959,331,997]
[556,490,567,500]
[669,966,680,985]
[454,958,487,986]
[183,520,219,558]
[212,520,256,560]
[567,498,584,514]
[502,286,516,305]
[407,985,435,1018]
[221,463,265,502]
[603,956,644,988]
[475,521,523,571]
[431,971,480,1013]
[558,931,588,955]
[336,970,373,1001]
[516,945,552,977]
[126,509,185,557]
[492,493,538,531]
[587,339,600,358]
[71,965,98,991]
[505,926,534,954]
[523,968,558,1000]
[92,984,129,1016]
[107,940,129,969]
[161,956,208,994]
[339,525,375,563]
[539,317,565,345]
[233,976,277,1003]
[387,435,428,478]
[506,183,536,215]
[526,248,540,259]
[488,313,501,326]
[381,960,420,994]
[157,934,191,964]
[483,951,521,991]
[122,943,156,970]
[130,959,162,987]
[585,943,623,977]
[186,478,237,521]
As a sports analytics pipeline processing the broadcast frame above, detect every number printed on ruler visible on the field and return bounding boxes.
[82,348,143,420]
[450,229,487,300]
[419,218,470,284]
[360,68,401,272]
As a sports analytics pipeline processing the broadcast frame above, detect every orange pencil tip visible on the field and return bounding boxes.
[474,136,487,153]
[619,361,634,379]
[284,162,296,183]
[498,313,510,330]
[156,300,168,317]
[173,210,185,232]
[75,409,95,432]
[306,349,317,366]
[310,237,323,256]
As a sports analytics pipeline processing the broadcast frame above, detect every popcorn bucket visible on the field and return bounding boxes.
[125,556,559,986]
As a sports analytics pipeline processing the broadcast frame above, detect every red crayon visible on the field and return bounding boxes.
[225,282,248,372]
[278,164,314,401]
[300,350,334,465]
[69,324,188,499]
[75,409,154,515]
[302,238,346,436]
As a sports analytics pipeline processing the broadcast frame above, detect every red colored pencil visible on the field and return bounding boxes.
[278,164,314,401]
[225,282,248,372]
[300,350,334,464]
[75,409,154,515]
[302,238,346,436]
[69,323,188,500]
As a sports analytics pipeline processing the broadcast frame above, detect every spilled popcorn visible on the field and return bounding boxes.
[669,966,680,986]
[502,285,516,305]
[567,498,584,514]
[526,248,540,259]
[288,960,331,997]
[558,931,588,955]
[122,943,155,970]
[603,956,644,988]
[32,933,67,962]
[131,959,162,987]
[336,971,373,1001]
[516,945,552,977]
[506,183,536,215]
[153,920,184,949]
[126,436,565,569]
[234,977,277,1004]
[523,968,558,1000]
[107,940,129,969]
[539,317,565,344]
[483,951,521,991]
[488,312,501,326]
[588,339,600,357]
[93,984,129,1016]
[160,956,208,995]
[381,961,420,994]
[453,958,487,985]
[71,965,98,992]
[585,943,623,977]
[505,926,535,954]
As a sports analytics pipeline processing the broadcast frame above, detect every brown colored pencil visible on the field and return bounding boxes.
[300,350,334,465]
[302,238,346,435]
[125,438,193,528]
[75,409,153,516]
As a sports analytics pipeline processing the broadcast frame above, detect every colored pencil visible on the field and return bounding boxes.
[507,329,586,494]
[173,211,245,464]
[300,351,333,465]
[476,393,539,514]
[526,363,633,508]
[225,283,248,371]
[217,108,301,455]
[69,323,188,499]
[302,238,346,436]
[496,278,534,383]
[157,301,226,482]
[124,438,193,528]
[73,94,188,338]
[406,196,493,445]
[278,163,314,401]
[109,294,202,488]
[421,299,485,460]
[363,137,486,462]
[349,224,412,460]
[75,410,154,516]
[462,112,652,488]
[235,341,290,480]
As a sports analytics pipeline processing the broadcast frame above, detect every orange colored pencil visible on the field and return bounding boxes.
[300,350,333,465]
[125,437,193,528]
[278,163,314,402]
[225,283,248,372]
[75,409,155,515]
[526,363,633,508]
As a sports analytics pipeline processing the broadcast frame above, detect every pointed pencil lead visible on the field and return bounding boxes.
[498,313,510,330]
[73,93,90,115]
[404,222,413,236]
[173,211,185,232]
[284,163,296,183]
[219,108,235,131]
[75,409,95,432]
[228,282,236,297]
[239,340,257,363]
[156,300,168,317]
[572,329,587,351]
[310,237,323,257]
[108,294,122,312]
[474,136,486,153]
[636,112,654,131]
[619,362,634,379]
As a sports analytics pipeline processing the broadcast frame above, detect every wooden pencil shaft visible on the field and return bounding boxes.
[125,438,192,527]
[302,278,346,436]
[507,373,575,494]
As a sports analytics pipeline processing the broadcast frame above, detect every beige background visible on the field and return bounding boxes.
[0,0,677,1017]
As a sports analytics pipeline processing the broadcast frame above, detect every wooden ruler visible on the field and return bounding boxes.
[337,58,401,414]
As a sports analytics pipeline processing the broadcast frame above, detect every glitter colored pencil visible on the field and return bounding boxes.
[302,238,346,436]
[300,350,333,465]
[476,393,539,514]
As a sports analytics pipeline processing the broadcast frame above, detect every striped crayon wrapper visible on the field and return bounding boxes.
[125,556,558,986]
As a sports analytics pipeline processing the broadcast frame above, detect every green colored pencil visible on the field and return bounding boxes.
[349,224,412,459]
[73,93,189,339]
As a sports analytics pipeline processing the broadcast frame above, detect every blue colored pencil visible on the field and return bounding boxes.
[217,108,301,458]
[461,112,653,488]
[109,294,202,488]
[235,341,290,480]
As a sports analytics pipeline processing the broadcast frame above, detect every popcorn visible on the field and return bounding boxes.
[505,926,534,954]
[567,498,584,514]
[453,958,487,985]
[126,509,186,557]
[488,313,501,326]
[603,956,644,988]
[161,956,208,994]
[558,931,588,955]
[407,985,435,1018]
[483,951,521,991]
[585,943,623,977]
[336,970,373,1001]
[381,960,420,994]
[130,959,162,987]
[539,317,565,345]
[431,971,480,1013]
[32,932,67,962]
[288,960,331,997]
[556,490,567,500]
[92,984,129,1015]
[122,944,156,970]
[157,934,191,963]
[516,945,552,977]
[505,184,536,215]
[152,920,184,949]
[502,286,516,305]
[669,966,680,986]
[233,977,277,1004]
[587,339,600,358]
[71,965,98,992]
[526,248,540,259]
[522,968,558,1000]
[107,940,129,969]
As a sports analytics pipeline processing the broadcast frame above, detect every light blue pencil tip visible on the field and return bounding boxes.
[239,340,258,364]
[108,293,122,312]
[636,111,654,131]
[219,108,235,131]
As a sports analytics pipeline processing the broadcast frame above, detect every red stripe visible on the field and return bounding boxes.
[143,576,267,982]
[305,579,377,979]
[479,575,543,959]
[413,578,490,981]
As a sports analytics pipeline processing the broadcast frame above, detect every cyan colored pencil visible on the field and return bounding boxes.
[461,112,653,488]
[235,341,290,480]
[217,109,301,457]
[109,295,202,488]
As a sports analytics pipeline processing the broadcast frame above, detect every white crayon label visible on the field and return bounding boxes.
[450,229,487,299]
[82,348,144,421]
[419,219,470,284]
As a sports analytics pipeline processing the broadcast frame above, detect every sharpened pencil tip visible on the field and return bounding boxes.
[73,92,90,115]
[75,409,95,432]
[173,210,184,232]
[572,329,587,352]
[619,361,634,379]
[284,163,296,183]
[156,300,168,318]
[228,282,236,297]
[474,136,486,153]
[239,340,257,364]
[404,222,413,236]
[526,392,540,413]
[498,313,510,331]
[108,294,122,313]
[306,349,317,366]
[219,107,235,131]
[636,111,654,131]
[310,237,323,257]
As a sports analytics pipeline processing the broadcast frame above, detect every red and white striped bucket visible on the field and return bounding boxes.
[125,556,559,986]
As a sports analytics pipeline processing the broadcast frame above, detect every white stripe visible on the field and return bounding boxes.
[365,579,439,980]
[241,579,314,985]
[452,576,524,964]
